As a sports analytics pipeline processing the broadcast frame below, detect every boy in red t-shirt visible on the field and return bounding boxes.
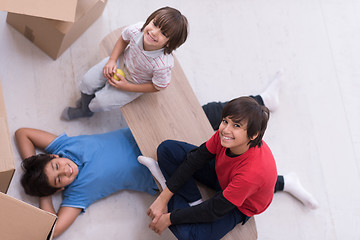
[139,73,318,239]
[142,97,276,239]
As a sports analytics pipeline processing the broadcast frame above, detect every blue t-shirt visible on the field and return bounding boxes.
[45,128,158,211]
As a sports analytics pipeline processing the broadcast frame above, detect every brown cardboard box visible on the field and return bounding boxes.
[0,81,15,194]
[5,0,107,60]
[0,0,78,22]
[0,192,57,240]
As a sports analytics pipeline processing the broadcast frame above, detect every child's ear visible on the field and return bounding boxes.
[250,133,259,141]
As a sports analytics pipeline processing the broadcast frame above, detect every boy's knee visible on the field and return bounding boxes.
[158,140,176,150]
[88,98,109,112]
[157,140,176,163]
[78,79,94,95]
[88,99,98,112]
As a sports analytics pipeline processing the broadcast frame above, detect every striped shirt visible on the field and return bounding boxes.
[122,22,174,90]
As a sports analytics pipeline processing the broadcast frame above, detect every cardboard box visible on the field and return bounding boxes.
[0,81,15,194]
[0,192,57,240]
[5,0,107,60]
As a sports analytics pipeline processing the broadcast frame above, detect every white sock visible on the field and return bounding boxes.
[260,69,283,112]
[283,172,319,209]
[137,156,167,191]
[189,199,203,207]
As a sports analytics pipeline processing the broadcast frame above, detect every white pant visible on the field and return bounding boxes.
[79,57,142,112]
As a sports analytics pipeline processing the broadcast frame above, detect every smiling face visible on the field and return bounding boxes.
[218,117,258,155]
[143,20,170,51]
[43,156,79,188]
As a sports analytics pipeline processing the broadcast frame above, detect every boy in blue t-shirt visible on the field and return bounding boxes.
[16,127,157,238]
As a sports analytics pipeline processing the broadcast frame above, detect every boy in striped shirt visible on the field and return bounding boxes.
[62,7,188,120]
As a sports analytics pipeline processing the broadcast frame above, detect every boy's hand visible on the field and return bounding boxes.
[108,74,129,91]
[147,187,173,225]
[103,60,117,80]
[147,195,168,225]
[149,213,171,235]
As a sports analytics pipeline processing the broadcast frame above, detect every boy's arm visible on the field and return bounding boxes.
[15,128,58,159]
[108,77,159,92]
[170,191,237,224]
[104,36,129,80]
[109,35,129,62]
[54,207,82,237]
[148,187,173,224]
[150,191,237,235]
[40,196,81,238]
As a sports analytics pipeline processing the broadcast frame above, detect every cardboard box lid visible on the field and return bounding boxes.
[50,0,107,34]
[0,192,57,240]
[0,0,78,22]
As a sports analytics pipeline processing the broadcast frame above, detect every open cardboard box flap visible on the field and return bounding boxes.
[0,0,78,22]
[0,192,57,240]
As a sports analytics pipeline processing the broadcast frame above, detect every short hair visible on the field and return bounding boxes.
[21,154,60,197]
[221,97,270,148]
[141,6,188,54]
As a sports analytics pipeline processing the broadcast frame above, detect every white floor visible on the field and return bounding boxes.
[1,0,360,239]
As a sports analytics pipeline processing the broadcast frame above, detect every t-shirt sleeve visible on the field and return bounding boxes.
[44,133,68,154]
[222,175,259,207]
[152,57,173,90]
[61,188,88,212]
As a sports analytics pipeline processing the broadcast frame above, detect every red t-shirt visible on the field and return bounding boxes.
[206,131,277,217]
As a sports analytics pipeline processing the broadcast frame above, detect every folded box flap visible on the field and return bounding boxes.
[0,192,57,240]
[0,0,78,22]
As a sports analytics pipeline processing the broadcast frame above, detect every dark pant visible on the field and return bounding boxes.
[157,140,248,240]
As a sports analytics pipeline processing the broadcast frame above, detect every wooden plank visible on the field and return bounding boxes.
[121,56,213,159]
[99,28,257,240]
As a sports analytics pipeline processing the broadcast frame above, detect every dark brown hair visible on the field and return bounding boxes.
[141,7,188,54]
[221,97,270,148]
[21,154,60,197]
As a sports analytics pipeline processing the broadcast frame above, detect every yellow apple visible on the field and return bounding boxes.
[113,69,125,81]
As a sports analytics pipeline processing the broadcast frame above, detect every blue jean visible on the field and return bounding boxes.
[157,140,249,240]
